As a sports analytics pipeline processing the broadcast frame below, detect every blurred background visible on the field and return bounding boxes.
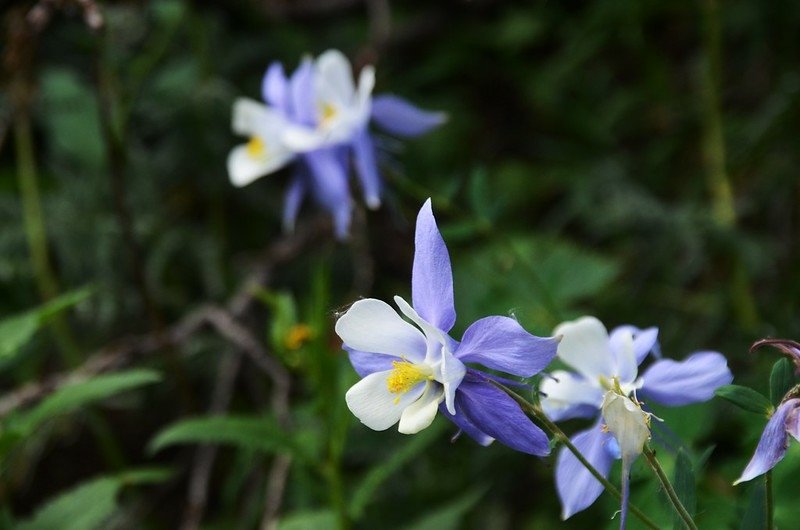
[1,0,799,528]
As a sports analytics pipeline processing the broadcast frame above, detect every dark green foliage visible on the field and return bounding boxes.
[769,358,795,406]
[716,385,773,415]
[2,0,800,528]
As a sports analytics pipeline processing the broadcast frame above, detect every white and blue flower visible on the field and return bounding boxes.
[228,50,446,239]
[335,199,558,455]
[539,316,732,519]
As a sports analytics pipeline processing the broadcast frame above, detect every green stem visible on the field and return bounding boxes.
[765,470,773,530]
[14,110,80,365]
[642,445,697,530]
[699,0,758,330]
[493,382,660,530]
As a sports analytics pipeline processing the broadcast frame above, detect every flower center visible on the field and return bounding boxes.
[246,137,266,159]
[386,360,431,395]
[320,102,337,126]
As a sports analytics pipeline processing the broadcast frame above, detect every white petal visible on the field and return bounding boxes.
[232,98,284,137]
[393,295,448,351]
[392,295,464,414]
[611,328,638,384]
[335,299,427,362]
[282,125,328,152]
[553,316,614,380]
[355,65,375,121]
[439,347,466,415]
[398,383,444,434]
[227,144,293,187]
[346,370,426,431]
[315,49,356,106]
[540,370,603,417]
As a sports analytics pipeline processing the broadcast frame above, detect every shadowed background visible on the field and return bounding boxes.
[1,0,799,528]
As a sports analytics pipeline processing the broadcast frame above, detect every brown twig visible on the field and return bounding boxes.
[0,217,328,419]
[180,351,243,530]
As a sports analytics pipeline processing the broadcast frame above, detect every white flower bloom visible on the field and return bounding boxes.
[226,98,297,187]
[283,50,375,152]
[540,316,643,420]
[336,297,466,434]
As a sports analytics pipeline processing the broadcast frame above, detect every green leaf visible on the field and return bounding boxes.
[770,358,795,406]
[715,385,773,415]
[15,469,168,530]
[276,510,337,530]
[672,449,696,530]
[454,235,619,332]
[349,420,446,519]
[739,479,767,530]
[401,488,486,530]
[0,287,93,361]
[148,415,308,460]
[39,69,105,171]
[10,369,161,436]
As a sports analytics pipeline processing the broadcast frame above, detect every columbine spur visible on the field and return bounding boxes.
[539,316,732,519]
[335,199,558,455]
[228,50,446,239]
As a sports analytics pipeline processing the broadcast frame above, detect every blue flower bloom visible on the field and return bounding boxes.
[228,50,446,239]
[539,316,732,519]
[335,199,558,455]
[735,338,800,484]
[734,398,800,484]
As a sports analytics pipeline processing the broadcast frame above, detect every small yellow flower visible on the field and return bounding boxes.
[284,324,314,350]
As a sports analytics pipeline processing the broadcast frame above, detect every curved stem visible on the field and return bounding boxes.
[642,445,697,530]
[765,470,773,530]
[492,382,660,530]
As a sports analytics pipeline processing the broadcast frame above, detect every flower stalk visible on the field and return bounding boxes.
[492,382,660,530]
[642,445,698,530]
[765,470,773,530]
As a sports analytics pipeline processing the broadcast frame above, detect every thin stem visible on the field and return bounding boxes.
[642,445,697,530]
[493,382,660,530]
[699,0,758,330]
[14,109,80,365]
[765,470,773,530]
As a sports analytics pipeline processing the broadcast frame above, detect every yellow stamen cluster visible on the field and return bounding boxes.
[386,360,431,395]
[320,102,337,125]
[246,137,266,159]
[284,324,313,350]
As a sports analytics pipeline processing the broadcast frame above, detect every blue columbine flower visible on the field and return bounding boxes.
[539,316,732,519]
[228,50,446,239]
[735,338,800,484]
[334,199,558,455]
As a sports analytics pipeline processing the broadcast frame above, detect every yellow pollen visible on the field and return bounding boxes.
[320,102,337,125]
[284,324,313,350]
[246,137,266,159]
[386,360,431,396]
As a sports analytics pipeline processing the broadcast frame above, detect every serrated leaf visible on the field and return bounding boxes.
[672,449,696,530]
[10,369,161,436]
[276,510,337,530]
[349,420,446,519]
[15,469,168,530]
[0,287,93,361]
[770,358,795,406]
[715,385,773,415]
[401,488,485,530]
[148,415,309,461]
